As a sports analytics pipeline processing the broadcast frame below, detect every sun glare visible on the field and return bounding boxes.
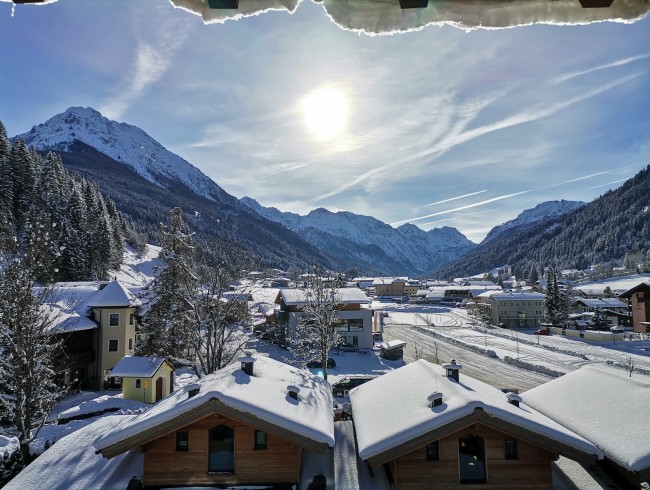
[301,87,348,141]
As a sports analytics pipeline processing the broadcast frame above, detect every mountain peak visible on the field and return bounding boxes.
[15,107,225,202]
[482,199,584,244]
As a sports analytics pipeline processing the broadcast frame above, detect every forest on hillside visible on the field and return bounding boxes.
[432,165,650,280]
[0,121,135,282]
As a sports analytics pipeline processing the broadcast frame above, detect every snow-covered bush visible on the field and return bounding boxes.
[0,435,23,486]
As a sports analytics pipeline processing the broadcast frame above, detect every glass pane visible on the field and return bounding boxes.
[458,434,486,483]
[209,425,234,472]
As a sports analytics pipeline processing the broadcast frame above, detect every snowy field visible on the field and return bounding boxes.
[375,300,650,384]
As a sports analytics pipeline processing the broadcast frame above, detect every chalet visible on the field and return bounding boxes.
[523,365,650,487]
[94,355,334,488]
[45,279,142,390]
[573,297,628,314]
[479,291,545,328]
[619,282,650,333]
[350,360,601,490]
[110,356,175,404]
[275,288,373,350]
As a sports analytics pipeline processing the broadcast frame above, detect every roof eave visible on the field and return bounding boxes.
[98,397,331,459]
[362,408,600,467]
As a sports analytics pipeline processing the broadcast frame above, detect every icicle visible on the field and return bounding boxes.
[11,2,16,17]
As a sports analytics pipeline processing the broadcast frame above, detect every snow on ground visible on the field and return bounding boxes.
[574,273,650,293]
[0,435,19,459]
[5,416,143,490]
[112,244,161,288]
[375,300,650,378]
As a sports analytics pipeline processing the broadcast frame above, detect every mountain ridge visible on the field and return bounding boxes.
[13,108,338,271]
[241,197,476,276]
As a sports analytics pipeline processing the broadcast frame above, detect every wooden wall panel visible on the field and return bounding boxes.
[143,412,301,487]
[393,423,554,490]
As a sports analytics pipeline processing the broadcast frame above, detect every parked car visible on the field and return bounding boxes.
[307,357,336,369]
[536,327,551,335]
[332,376,377,397]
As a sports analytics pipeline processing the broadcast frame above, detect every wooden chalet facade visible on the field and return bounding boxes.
[350,360,601,490]
[620,282,650,333]
[95,356,335,488]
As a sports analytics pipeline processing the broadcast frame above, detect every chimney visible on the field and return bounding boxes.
[507,393,522,407]
[187,383,200,398]
[239,352,256,376]
[428,392,443,408]
[287,385,300,401]
[442,359,462,382]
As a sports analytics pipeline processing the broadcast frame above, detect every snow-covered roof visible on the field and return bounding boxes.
[488,291,545,301]
[575,298,627,309]
[86,280,142,308]
[109,356,170,378]
[350,360,601,466]
[40,282,104,334]
[620,281,650,298]
[95,356,334,457]
[382,340,407,350]
[523,365,650,474]
[4,416,143,490]
[277,288,371,306]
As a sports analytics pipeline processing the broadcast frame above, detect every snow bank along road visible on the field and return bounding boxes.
[383,317,650,394]
[384,323,552,392]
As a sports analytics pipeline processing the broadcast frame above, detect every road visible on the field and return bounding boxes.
[384,323,554,392]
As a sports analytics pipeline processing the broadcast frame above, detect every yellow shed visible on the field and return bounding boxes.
[110,356,175,404]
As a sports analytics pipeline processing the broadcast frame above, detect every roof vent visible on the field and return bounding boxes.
[186,383,200,398]
[442,359,462,382]
[427,392,443,408]
[239,352,256,376]
[287,385,300,401]
[507,393,522,407]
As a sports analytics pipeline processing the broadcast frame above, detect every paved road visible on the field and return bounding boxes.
[384,323,553,392]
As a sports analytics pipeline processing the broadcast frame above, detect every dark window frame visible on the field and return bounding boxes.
[135,379,141,389]
[176,431,189,452]
[505,439,518,460]
[425,441,439,461]
[254,430,267,450]
[108,339,118,352]
[109,313,119,326]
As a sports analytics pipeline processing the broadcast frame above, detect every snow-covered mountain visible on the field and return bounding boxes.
[15,107,225,201]
[13,108,336,271]
[241,197,476,276]
[481,200,585,245]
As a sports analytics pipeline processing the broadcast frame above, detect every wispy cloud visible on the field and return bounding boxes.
[423,190,487,207]
[553,53,650,84]
[391,190,530,226]
[100,3,190,120]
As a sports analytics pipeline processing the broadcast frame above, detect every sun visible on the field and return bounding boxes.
[301,86,349,141]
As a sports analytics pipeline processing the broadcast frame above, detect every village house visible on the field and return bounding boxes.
[373,277,407,298]
[275,287,373,350]
[619,282,650,333]
[478,291,545,328]
[109,356,175,404]
[94,355,334,488]
[523,365,650,487]
[46,279,142,390]
[350,359,602,490]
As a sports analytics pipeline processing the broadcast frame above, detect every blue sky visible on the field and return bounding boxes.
[1,1,649,242]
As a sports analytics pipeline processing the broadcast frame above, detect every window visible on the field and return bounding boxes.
[254,430,267,450]
[176,431,189,451]
[209,425,234,473]
[109,313,119,326]
[129,313,135,325]
[505,439,518,460]
[128,338,134,351]
[458,433,486,483]
[135,379,141,389]
[108,339,118,352]
[425,441,439,460]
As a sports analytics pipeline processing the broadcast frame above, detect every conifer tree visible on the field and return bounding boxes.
[0,258,63,463]
[137,208,197,359]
